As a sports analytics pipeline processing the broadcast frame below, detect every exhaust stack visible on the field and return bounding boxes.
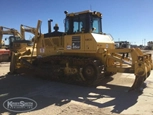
[48,19,53,33]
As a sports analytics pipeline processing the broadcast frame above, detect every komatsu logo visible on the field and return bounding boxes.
[3,97,37,112]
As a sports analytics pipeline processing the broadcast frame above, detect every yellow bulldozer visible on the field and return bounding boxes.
[0,26,35,62]
[10,10,153,91]
[0,26,23,62]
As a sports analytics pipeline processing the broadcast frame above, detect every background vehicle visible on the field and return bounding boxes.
[0,26,22,62]
[10,10,153,91]
[115,41,131,49]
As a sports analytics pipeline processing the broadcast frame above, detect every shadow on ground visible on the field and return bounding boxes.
[0,73,141,115]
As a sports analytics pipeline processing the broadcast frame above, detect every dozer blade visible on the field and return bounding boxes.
[128,75,145,92]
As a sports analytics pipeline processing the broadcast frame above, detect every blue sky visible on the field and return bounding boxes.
[1,0,153,45]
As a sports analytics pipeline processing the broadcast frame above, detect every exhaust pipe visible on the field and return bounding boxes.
[48,19,53,33]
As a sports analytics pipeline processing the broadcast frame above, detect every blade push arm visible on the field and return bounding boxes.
[20,20,42,40]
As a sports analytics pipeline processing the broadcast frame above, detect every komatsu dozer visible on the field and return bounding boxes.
[10,10,153,91]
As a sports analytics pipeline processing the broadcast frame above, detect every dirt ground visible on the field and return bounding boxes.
[0,51,153,115]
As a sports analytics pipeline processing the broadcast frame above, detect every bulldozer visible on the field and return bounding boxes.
[10,10,153,91]
[0,26,23,62]
[0,26,34,62]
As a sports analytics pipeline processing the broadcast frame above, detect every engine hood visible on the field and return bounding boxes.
[91,33,114,44]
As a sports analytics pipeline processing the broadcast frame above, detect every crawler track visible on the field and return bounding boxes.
[21,55,107,86]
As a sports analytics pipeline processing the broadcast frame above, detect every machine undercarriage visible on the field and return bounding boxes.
[12,47,153,92]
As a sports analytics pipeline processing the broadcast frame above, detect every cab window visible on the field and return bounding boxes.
[91,17,101,33]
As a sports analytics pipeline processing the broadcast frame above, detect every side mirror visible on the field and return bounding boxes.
[5,38,7,41]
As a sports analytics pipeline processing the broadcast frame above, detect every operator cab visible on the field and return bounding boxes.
[4,36,21,49]
[64,10,102,34]
[7,36,32,49]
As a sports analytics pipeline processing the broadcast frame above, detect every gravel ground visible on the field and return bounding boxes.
[0,51,153,115]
